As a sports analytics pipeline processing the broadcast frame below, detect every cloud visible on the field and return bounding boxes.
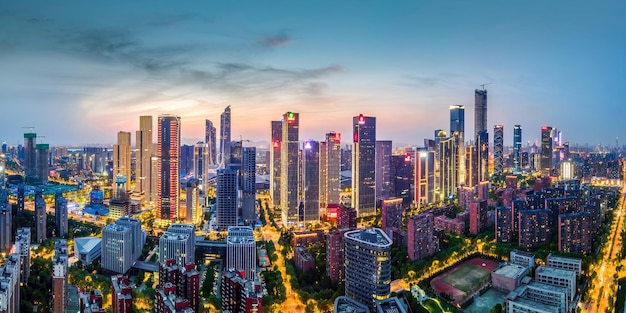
[258,33,291,47]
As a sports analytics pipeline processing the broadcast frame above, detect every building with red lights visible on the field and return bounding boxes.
[337,204,357,229]
[352,114,377,216]
[292,230,325,248]
[157,115,181,222]
[222,268,263,313]
[157,260,200,313]
[111,275,132,313]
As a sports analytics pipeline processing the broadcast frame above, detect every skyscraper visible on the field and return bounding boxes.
[135,116,153,203]
[102,224,133,274]
[36,143,49,184]
[513,125,522,170]
[352,114,376,216]
[407,213,439,261]
[415,148,435,206]
[437,132,458,201]
[391,154,413,205]
[55,192,68,238]
[302,140,320,223]
[205,119,217,165]
[220,105,232,165]
[494,125,504,175]
[541,126,553,175]
[474,89,488,138]
[450,105,465,185]
[0,191,11,254]
[194,142,209,189]
[24,132,37,182]
[270,121,282,207]
[344,228,392,310]
[217,168,238,230]
[281,112,299,225]
[113,131,131,191]
[320,132,341,209]
[241,147,257,223]
[116,217,144,262]
[52,240,69,313]
[35,188,46,243]
[185,179,200,224]
[477,130,489,182]
[157,115,181,222]
[15,228,30,283]
[375,140,392,200]
[160,224,195,267]
[226,226,257,281]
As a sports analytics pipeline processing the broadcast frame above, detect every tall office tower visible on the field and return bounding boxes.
[52,239,69,313]
[375,140,392,200]
[0,192,11,254]
[111,275,133,313]
[116,217,144,261]
[15,228,30,283]
[226,226,257,281]
[217,168,238,230]
[0,254,20,313]
[102,224,133,274]
[180,144,194,178]
[109,178,131,220]
[205,119,217,165]
[513,125,522,170]
[407,213,439,261]
[194,142,209,189]
[494,125,504,175]
[113,131,131,191]
[135,116,153,202]
[220,105,232,165]
[185,179,200,224]
[55,192,68,238]
[518,209,552,250]
[465,145,477,187]
[35,188,46,243]
[495,207,513,243]
[320,132,341,208]
[558,212,592,255]
[0,154,4,187]
[157,115,181,222]
[415,148,435,206]
[474,89,488,138]
[326,228,351,283]
[560,161,574,180]
[476,130,489,182]
[352,114,376,216]
[344,228,392,310]
[301,140,320,223]
[541,126,554,175]
[241,147,257,223]
[391,154,413,205]
[36,143,49,184]
[281,112,299,225]
[450,105,465,185]
[160,224,195,266]
[24,132,37,182]
[437,132,458,201]
[381,198,404,237]
[270,121,282,207]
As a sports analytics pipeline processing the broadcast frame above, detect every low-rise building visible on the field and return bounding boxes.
[491,263,529,292]
[509,251,535,270]
[74,237,102,266]
[546,254,582,277]
[535,266,576,302]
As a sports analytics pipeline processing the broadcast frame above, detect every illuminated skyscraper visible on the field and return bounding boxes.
[241,147,257,223]
[415,148,435,206]
[36,143,49,184]
[113,131,131,191]
[24,132,37,182]
[205,119,217,165]
[194,142,209,189]
[477,130,489,182]
[302,140,319,223]
[55,192,68,238]
[465,145,478,187]
[281,112,299,225]
[157,115,181,222]
[494,125,504,175]
[270,121,282,207]
[0,191,11,254]
[450,105,465,185]
[135,116,153,202]
[474,89,488,138]
[513,125,522,170]
[352,114,376,216]
[220,105,232,165]
[541,126,553,175]
[320,132,341,209]
[217,168,238,230]
[375,140,392,200]
[437,132,458,201]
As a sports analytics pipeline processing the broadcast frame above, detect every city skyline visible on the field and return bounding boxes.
[1,1,625,147]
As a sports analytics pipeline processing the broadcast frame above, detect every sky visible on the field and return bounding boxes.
[1,1,625,147]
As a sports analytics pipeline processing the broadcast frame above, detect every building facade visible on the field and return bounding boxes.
[352,114,377,216]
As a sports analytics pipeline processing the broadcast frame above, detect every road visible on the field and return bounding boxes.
[581,179,626,313]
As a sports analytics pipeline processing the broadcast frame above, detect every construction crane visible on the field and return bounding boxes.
[480,83,492,90]
[21,126,35,133]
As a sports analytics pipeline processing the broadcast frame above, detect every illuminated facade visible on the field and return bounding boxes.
[436,131,458,201]
[494,125,504,175]
[24,132,37,182]
[241,147,257,223]
[477,130,489,182]
[558,212,592,255]
[205,119,217,165]
[541,126,553,175]
[217,168,238,230]
[474,89,487,138]
[270,121,282,207]
[320,132,341,209]
[518,209,552,250]
[407,213,438,261]
[415,148,435,206]
[194,142,209,189]
[302,140,320,223]
[513,125,522,170]
[157,115,181,222]
[352,114,376,216]
[135,116,154,203]
[450,105,465,185]
[281,112,299,225]
[113,131,131,191]
[375,140,392,200]
[220,105,232,165]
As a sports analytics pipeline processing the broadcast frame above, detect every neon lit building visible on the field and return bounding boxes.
[320,132,341,209]
[113,131,131,192]
[494,125,504,175]
[302,140,320,223]
[281,112,299,225]
[157,115,181,222]
[270,121,282,207]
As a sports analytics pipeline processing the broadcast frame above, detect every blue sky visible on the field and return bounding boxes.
[1,1,625,146]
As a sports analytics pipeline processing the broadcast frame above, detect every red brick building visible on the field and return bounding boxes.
[111,275,133,313]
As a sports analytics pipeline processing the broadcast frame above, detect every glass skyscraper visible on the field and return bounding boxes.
[352,114,376,216]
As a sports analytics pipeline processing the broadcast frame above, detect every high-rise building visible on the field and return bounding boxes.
[381,198,404,237]
[155,283,194,313]
[222,268,263,313]
[0,254,20,313]
[437,132,458,201]
[241,147,257,223]
[111,275,133,313]
[344,228,392,311]
[469,200,488,235]
[465,145,477,188]
[17,183,25,213]
[52,239,69,313]
[158,260,200,313]
[217,168,238,230]
[494,125,504,175]
[407,213,439,261]
[450,105,465,186]
[477,130,489,182]
[496,206,513,244]
[35,188,47,243]
[474,89,487,139]
[352,114,376,216]
[558,212,592,255]
[0,192,11,254]
[180,144,194,179]
[226,226,257,281]
[541,126,553,175]
[518,209,552,250]
[116,217,144,261]
[326,228,351,283]
[337,204,357,229]
[320,132,341,209]
[415,148,435,206]
[157,115,181,222]
[135,116,154,202]
[220,105,232,165]
[15,228,30,283]
[391,154,413,206]
[513,125,522,170]
[24,132,37,183]
[185,179,200,224]
[270,121,282,207]
[302,140,320,223]
[0,155,4,188]
[205,119,217,165]
[375,140,392,200]
[36,143,49,184]
[55,192,69,238]
[113,131,131,192]
[194,142,209,189]
[162,224,195,267]
[102,224,134,274]
[281,112,299,225]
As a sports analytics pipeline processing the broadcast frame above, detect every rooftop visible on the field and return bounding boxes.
[74,237,102,254]
[493,263,528,279]
[547,254,582,265]
[376,297,408,313]
[334,296,370,313]
[345,228,392,247]
[536,266,576,279]
[160,232,190,242]
[509,296,559,313]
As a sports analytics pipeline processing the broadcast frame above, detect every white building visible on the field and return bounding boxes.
[0,254,20,313]
[546,254,582,277]
[226,226,257,281]
[510,250,535,270]
[74,237,102,266]
[159,232,192,267]
[535,266,576,302]
[15,228,31,283]
[102,224,133,274]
